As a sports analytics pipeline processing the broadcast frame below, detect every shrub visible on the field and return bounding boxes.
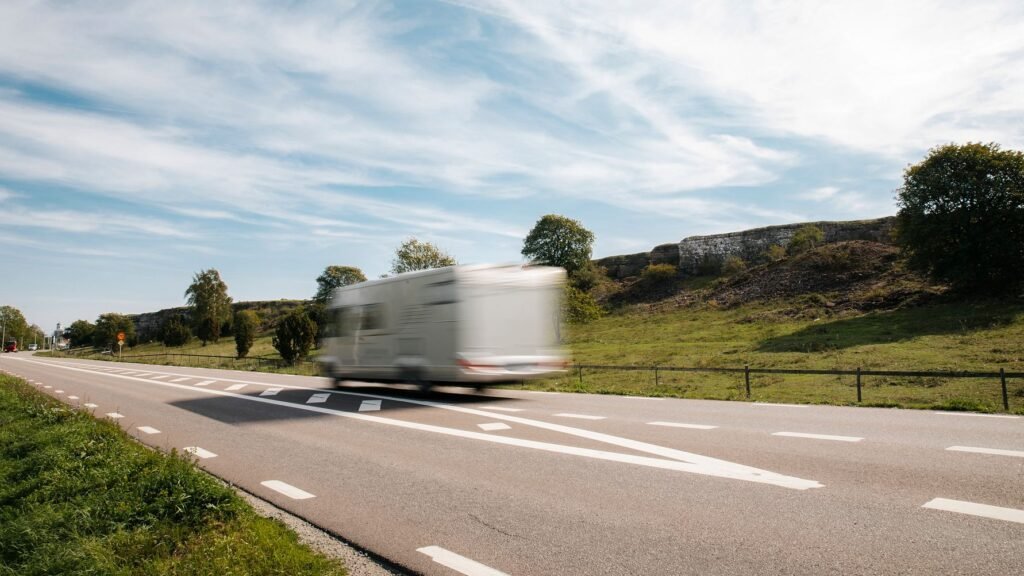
[564,285,603,324]
[234,310,258,359]
[788,225,825,255]
[764,244,786,262]
[721,255,747,276]
[272,308,317,365]
[640,263,677,284]
[570,261,606,291]
[160,316,191,347]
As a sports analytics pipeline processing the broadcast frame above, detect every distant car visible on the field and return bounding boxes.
[28,344,37,351]
[3,341,16,353]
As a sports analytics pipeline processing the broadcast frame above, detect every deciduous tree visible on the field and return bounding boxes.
[185,269,232,345]
[93,313,135,349]
[66,319,95,348]
[314,265,366,305]
[272,308,316,365]
[521,214,595,275]
[390,238,456,274]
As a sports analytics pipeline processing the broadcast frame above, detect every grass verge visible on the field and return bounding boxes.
[0,374,345,575]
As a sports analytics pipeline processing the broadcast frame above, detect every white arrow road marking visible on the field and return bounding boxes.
[478,422,511,431]
[226,384,246,391]
[260,387,283,397]
[935,412,1019,419]
[359,399,382,412]
[946,446,1024,458]
[84,403,98,408]
[137,426,161,435]
[169,377,191,383]
[183,447,217,459]
[261,480,315,500]
[195,380,215,386]
[649,421,718,430]
[106,412,124,419]
[772,432,863,443]
[554,413,606,420]
[923,498,1024,524]
[417,546,508,576]
[23,358,824,490]
[307,393,330,404]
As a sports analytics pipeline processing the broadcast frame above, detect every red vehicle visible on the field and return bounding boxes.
[3,340,16,353]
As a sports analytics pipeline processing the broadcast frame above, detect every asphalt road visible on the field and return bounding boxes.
[2,354,1022,575]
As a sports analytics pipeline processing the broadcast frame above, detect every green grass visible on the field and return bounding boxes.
[504,298,1024,412]
[0,374,345,575]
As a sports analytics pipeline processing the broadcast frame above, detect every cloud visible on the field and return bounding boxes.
[0,204,194,239]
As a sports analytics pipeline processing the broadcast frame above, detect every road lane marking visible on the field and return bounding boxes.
[260,387,283,397]
[359,399,382,412]
[307,393,330,404]
[772,432,863,443]
[150,375,170,380]
[44,385,52,389]
[226,384,246,391]
[625,396,664,400]
[121,371,138,375]
[133,372,153,377]
[55,390,64,394]
[649,421,718,430]
[195,380,215,386]
[484,406,524,412]
[261,480,315,500]
[169,377,191,383]
[922,498,1024,524]
[478,422,511,431]
[946,446,1024,458]
[23,358,824,490]
[183,447,217,459]
[935,412,1019,419]
[753,402,808,408]
[554,413,606,420]
[106,412,124,419]
[416,546,508,576]
[84,403,98,408]
[68,395,79,400]
[137,426,161,434]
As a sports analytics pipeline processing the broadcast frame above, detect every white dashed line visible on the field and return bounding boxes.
[133,372,153,377]
[106,412,124,419]
[359,399,382,412]
[55,390,64,394]
[150,375,170,380]
[478,422,511,431]
[554,413,606,420]
[84,403,98,408]
[260,480,315,500]
[307,393,330,404]
[43,385,52,389]
[226,384,246,391]
[137,426,161,435]
[648,421,718,430]
[260,387,283,397]
[935,412,1019,419]
[946,446,1024,458]
[195,380,215,386]
[922,498,1024,524]
[169,377,191,383]
[772,432,863,443]
[68,396,79,400]
[183,446,217,459]
[483,406,524,412]
[417,546,508,576]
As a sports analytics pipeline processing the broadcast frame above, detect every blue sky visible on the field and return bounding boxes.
[2,0,1023,332]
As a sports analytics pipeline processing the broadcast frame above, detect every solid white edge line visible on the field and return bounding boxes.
[22,357,824,490]
[934,412,1019,419]
[137,426,161,434]
[922,498,1024,524]
[417,546,509,576]
[753,402,808,408]
[946,446,1024,458]
[261,480,315,500]
[484,406,524,412]
[772,432,863,442]
[648,421,718,430]
[554,413,606,420]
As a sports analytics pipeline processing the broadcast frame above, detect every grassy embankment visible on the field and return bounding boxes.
[517,296,1024,413]
[0,374,345,575]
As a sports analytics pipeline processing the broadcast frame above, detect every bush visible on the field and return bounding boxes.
[721,255,747,276]
[272,309,317,365]
[788,225,825,255]
[764,244,786,262]
[569,261,606,291]
[564,285,603,324]
[640,263,677,284]
[234,310,258,359]
[897,142,1024,293]
[160,316,191,347]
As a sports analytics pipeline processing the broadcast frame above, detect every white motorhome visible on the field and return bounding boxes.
[319,264,567,390]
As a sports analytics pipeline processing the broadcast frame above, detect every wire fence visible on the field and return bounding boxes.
[47,350,316,374]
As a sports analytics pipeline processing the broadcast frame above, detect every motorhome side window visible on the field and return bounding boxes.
[361,304,384,330]
[337,307,359,337]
